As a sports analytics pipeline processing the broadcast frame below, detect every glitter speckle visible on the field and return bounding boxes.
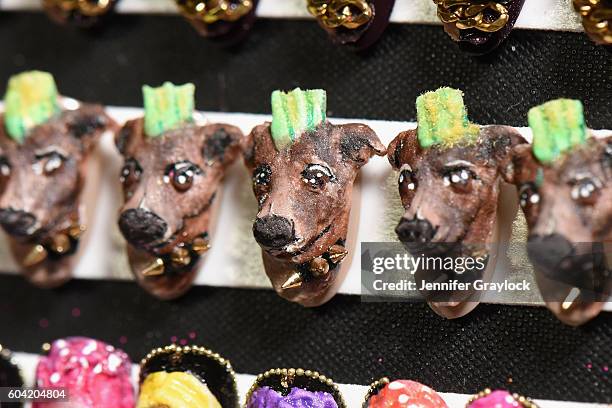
[39,318,49,328]
[118,336,127,345]
[71,308,81,317]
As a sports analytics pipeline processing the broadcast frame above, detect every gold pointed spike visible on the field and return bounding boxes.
[49,234,70,254]
[23,244,48,267]
[328,244,348,264]
[281,272,303,290]
[68,224,86,240]
[191,237,211,255]
[309,257,329,277]
[171,247,191,266]
[561,287,581,311]
[141,258,165,277]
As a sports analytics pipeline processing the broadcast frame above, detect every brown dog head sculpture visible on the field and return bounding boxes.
[0,71,114,288]
[511,99,612,326]
[244,89,385,306]
[387,88,526,318]
[115,83,243,300]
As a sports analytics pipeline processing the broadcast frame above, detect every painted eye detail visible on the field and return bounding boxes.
[165,161,202,192]
[253,164,272,186]
[570,178,601,206]
[398,164,417,192]
[443,167,476,192]
[301,164,334,188]
[37,151,67,175]
[0,157,11,178]
[604,142,612,167]
[519,183,540,208]
[120,158,142,187]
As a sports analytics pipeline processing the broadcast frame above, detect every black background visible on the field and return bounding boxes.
[0,11,610,404]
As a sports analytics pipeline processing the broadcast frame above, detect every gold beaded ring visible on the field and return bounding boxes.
[573,0,612,45]
[244,368,347,408]
[139,344,239,408]
[466,388,539,408]
[43,0,116,17]
[0,344,24,391]
[176,0,254,25]
[361,377,390,407]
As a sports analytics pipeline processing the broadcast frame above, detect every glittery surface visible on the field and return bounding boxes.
[33,337,134,408]
[247,386,338,408]
[467,390,522,408]
[367,380,448,408]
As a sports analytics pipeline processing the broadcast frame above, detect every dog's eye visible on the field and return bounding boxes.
[36,151,67,175]
[519,183,540,208]
[253,164,271,186]
[570,178,601,206]
[398,165,417,192]
[443,167,477,192]
[165,161,202,192]
[0,157,11,178]
[301,164,334,189]
[120,158,142,188]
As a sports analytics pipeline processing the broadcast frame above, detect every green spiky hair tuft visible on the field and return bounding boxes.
[3,71,60,143]
[270,88,326,150]
[528,99,588,164]
[416,87,480,149]
[143,82,195,137]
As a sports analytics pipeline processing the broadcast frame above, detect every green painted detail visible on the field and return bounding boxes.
[143,82,195,137]
[270,88,326,150]
[528,99,588,164]
[3,71,60,143]
[416,87,480,149]
[535,167,544,188]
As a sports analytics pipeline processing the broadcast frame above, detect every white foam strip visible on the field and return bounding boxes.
[0,0,585,32]
[0,106,610,311]
[11,352,606,407]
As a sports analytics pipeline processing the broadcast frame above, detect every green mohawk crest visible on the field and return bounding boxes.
[416,87,480,149]
[143,82,195,137]
[270,88,326,150]
[3,71,60,143]
[528,99,588,164]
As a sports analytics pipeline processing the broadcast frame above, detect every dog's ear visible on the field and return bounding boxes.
[201,123,243,167]
[339,123,386,166]
[479,125,529,184]
[509,143,540,186]
[115,118,145,157]
[66,107,117,152]
[599,135,612,173]
[243,123,278,172]
[387,129,420,170]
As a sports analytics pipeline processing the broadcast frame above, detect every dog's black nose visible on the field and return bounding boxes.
[395,218,436,243]
[0,209,36,237]
[118,208,167,248]
[528,234,608,292]
[253,215,295,249]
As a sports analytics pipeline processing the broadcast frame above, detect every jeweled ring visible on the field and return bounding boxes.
[245,368,346,408]
[138,344,238,408]
[466,389,539,408]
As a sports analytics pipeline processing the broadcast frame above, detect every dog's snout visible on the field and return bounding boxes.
[0,209,36,237]
[253,215,295,249]
[118,208,168,247]
[528,234,608,291]
[395,217,436,243]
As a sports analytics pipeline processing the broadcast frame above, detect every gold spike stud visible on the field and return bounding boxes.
[68,224,86,240]
[562,287,581,311]
[171,247,191,266]
[309,257,330,277]
[281,272,303,290]
[23,244,48,267]
[191,237,211,255]
[141,258,165,277]
[49,234,70,254]
[328,244,348,264]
